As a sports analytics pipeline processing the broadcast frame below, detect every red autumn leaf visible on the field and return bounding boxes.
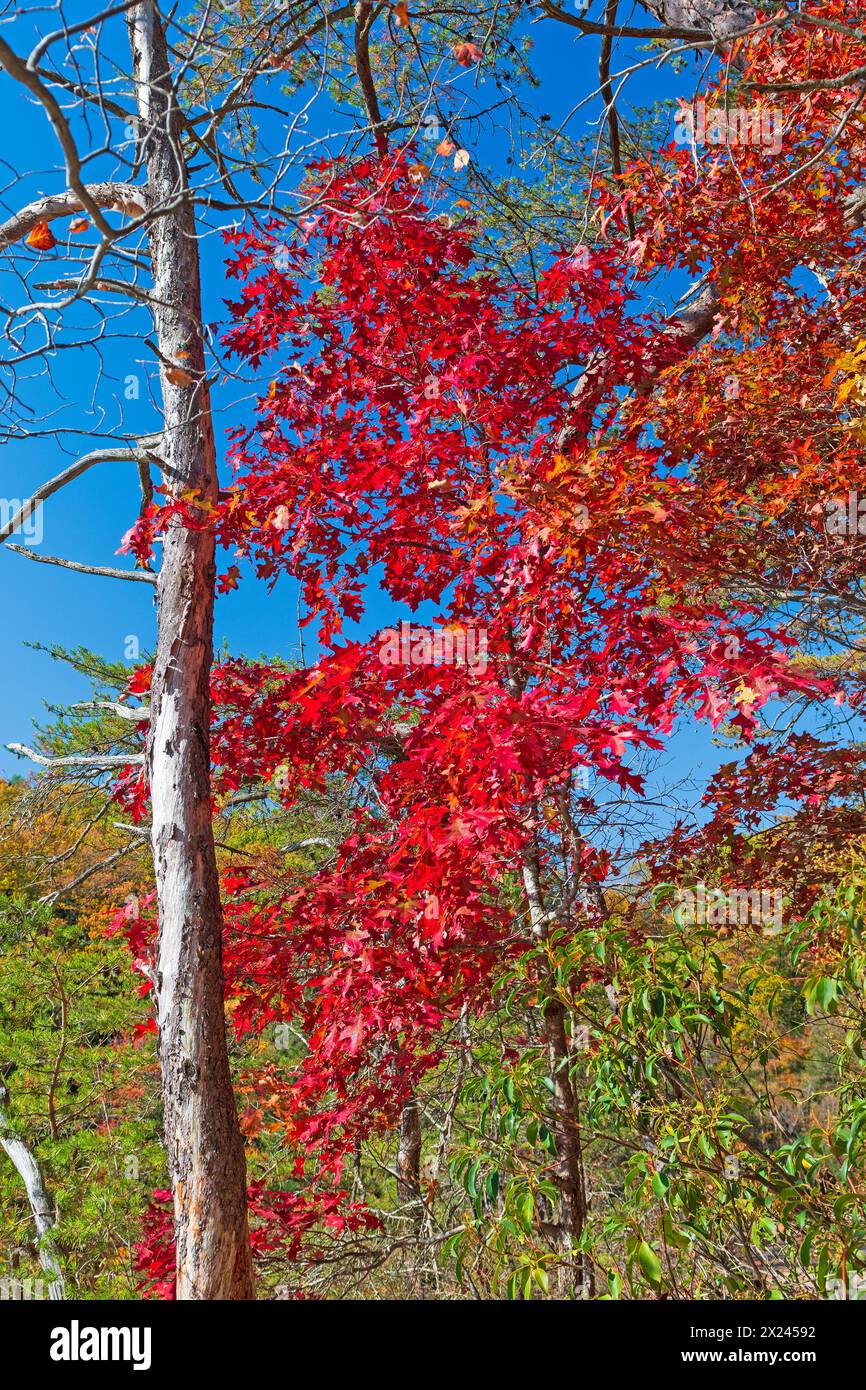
[453,41,482,66]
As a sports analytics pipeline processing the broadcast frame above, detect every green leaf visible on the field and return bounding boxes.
[466,1159,481,1200]
[637,1240,662,1288]
[651,1170,669,1200]
[518,1190,535,1231]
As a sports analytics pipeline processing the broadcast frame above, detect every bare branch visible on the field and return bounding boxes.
[354,2,388,155]
[0,443,163,544]
[41,839,147,903]
[0,183,146,251]
[71,702,151,721]
[5,545,157,584]
[536,0,715,41]
[7,743,144,768]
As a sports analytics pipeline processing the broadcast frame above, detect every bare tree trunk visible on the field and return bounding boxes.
[0,1083,65,1298]
[521,849,593,1299]
[397,1097,425,1296]
[541,1000,593,1299]
[397,1098,422,1208]
[127,1,253,1300]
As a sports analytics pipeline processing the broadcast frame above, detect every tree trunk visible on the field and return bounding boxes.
[639,0,755,39]
[127,1,254,1300]
[0,1083,65,1298]
[397,1097,425,1295]
[397,1098,422,1208]
[541,1000,593,1298]
[521,850,593,1298]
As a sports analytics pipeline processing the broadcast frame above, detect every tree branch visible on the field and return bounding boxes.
[354,2,388,155]
[7,743,144,768]
[0,183,146,250]
[5,545,157,583]
[536,0,715,41]
[0,442,163,544]
[71,702,151,721]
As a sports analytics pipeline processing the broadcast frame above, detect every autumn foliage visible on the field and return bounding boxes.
[5,0,866,1303]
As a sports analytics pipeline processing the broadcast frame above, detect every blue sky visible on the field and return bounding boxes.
[0,9,740,807]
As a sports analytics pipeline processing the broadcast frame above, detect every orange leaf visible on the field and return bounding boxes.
[69,218,89,234]
[239,1106,264,1139]
[25,221,56,251]
[165,364,194,386]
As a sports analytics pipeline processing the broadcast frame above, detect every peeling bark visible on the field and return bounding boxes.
[639,0,756,40]
[127,1,254,1300]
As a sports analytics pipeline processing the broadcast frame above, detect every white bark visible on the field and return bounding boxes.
[0,1085,65,1299]
[127,0,254,1300]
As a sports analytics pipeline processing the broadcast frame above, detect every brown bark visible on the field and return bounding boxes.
[354,2,388,155]
[638,0,756,40]
[397,1098,422,1208]
[521,848,593,1298]
[127,1,254,1300]
[397,1097,426,1295]
[541,1000,593,1299]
